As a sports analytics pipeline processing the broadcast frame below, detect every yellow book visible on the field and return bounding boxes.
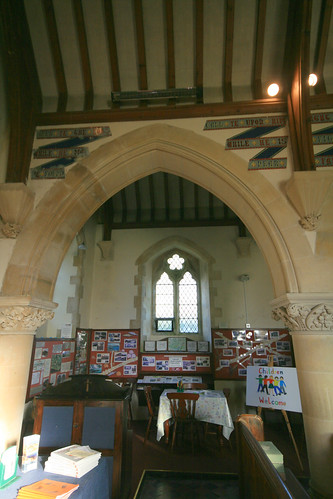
[16,479,79,498]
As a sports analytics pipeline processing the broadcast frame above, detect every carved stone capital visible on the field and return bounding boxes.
[285,171,333,231]
[0,183,35,238]
[299,213,321,231]
[2,222,23,239]
[271,293,333,333]
[0,296,57,333]
[0,306,54,332]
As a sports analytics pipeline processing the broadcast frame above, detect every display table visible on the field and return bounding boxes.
[0,456,112,499]
[157,389,234,442]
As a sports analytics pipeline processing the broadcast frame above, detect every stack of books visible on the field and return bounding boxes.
[16,478,79,498]
[44,445,101,478]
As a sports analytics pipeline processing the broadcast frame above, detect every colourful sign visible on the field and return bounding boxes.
[246,366,302,413]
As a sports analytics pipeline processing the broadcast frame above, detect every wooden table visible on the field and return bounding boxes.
[156,389,234,444]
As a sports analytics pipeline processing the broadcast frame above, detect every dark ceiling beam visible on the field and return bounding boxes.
[135,182,141,222]
[313,0,332,95]
[195,0,204,103]
[179,177,185,220]
[105,219,241,230]
[43,0,68,112]
[252,0,266,99]
[104,0,121,97]
[165,0,175,89]
[223,0,235,102]
[73,0,93,111]
[121,189,127,224]
[35,97,288,125]
[286,0,315,171]
[149,176,155,222]
[103,198,113,241]
[0,0,42,183]
[164,173,170,220]
[134,0,148,91]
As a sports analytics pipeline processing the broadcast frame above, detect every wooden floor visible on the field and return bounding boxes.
[130,411,310,498]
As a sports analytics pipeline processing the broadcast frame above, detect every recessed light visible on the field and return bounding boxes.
[267,83,279,97]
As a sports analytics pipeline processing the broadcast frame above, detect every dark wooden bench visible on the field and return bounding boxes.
[235,414,310,499]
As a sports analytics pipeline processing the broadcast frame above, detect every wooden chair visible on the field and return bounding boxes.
[182,382,208,390]
[204,387,232,449]
[167,392,200,453]
[143,385,157,444]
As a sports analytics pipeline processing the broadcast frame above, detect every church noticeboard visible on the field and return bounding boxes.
[75,328,140,378]
[211,328,293,380]
[26,338,76,400]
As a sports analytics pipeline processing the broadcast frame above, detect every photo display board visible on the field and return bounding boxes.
[75,329,140,378]
[27,338,76,400]
[212,328,293,380]
[140,353,212,373]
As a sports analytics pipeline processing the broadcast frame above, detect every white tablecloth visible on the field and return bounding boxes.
[156,389,234,441]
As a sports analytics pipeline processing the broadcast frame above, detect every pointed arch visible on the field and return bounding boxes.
[2,123,304,302]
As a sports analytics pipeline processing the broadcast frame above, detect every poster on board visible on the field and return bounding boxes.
[246,366,302,413]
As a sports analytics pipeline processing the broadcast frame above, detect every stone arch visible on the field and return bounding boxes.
[2,123,305,302]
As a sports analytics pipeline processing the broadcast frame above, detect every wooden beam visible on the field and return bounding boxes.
[223,0,234,102]
[179,177,185,220]
[149,175,155,222]
[104,219,240,231]
[134,0,148,90]
[313,0,333,95]
[286,0,315,171]
[195,0,204,103]
[165,0,175,89]
[164,172,170,220]
[104,0,121,94]
[135,182,141,222]
[121,189,127,224]
[73,0,93,110]
[35,97,288,125]
[43,0,67,112]
[252,0,266,99]
[0,0,42,183]
[103,198,113,241]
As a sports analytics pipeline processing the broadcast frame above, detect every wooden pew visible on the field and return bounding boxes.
[235,415,310,499]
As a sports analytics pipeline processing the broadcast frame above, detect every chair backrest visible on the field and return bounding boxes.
[235,414,264,441]
[182,383,208,390]
[167,392,199,420]
[143,385,155,417]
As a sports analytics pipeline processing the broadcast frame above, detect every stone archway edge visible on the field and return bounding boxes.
[2,123,313,302]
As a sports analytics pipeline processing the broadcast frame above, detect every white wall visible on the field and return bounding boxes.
[36,237,78,338]
[78,222,283,330]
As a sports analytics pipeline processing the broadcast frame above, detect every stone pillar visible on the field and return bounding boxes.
[0,297,56,454]
[272,293,333,498]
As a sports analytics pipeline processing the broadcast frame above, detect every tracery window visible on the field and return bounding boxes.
[154,252,200,334]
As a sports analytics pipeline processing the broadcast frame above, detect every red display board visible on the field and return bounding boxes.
[75,328,140,378]
[140,352,212,373]
[26,338,76,400]
[212,328,293,380]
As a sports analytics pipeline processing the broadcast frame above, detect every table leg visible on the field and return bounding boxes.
[163,419,171,444]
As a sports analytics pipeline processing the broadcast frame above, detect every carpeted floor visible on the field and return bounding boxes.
[130,411,310,498]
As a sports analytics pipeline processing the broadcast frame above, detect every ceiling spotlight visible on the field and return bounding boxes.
[308,73,318,86]
[267,83,279,97]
